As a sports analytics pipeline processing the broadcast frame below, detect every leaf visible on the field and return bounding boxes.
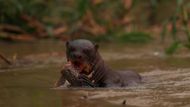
[77,0,89,18]
[184,43,190,49]
[161,20,169,42]
[171,16,178,41]
[118,32,153,43]
[165,42,181,55]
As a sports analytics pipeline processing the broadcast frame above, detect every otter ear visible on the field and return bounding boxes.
[94,44,99,50]
[66,41,70,48]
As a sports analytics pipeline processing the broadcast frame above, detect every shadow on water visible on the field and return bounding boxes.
[0,40,190,107]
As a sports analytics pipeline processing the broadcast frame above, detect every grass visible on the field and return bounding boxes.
[117,32,153,43]
[89,31,153,44]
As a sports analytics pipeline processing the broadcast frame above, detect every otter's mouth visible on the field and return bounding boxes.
[70,60,91,74]
[72,61,83,70]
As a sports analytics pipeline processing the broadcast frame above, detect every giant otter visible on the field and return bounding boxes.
[55,39,141,87]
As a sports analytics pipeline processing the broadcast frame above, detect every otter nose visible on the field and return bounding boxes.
[72,53,82,59]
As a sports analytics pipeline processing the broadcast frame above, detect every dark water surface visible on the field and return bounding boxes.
[0,40,190,107]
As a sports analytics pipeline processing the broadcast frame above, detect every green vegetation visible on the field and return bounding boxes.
[0,0,190,54]
[84,31,153,44]
[0,0,51,26]
[165,42,182,55]
[161,0,190,54]
[117,32,152,43]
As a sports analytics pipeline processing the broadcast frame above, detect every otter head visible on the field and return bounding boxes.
[66,39,99,75]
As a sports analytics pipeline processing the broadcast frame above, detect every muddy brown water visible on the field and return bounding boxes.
[0,40,190,107]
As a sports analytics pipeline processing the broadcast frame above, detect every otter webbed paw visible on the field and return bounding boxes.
[56,66,95,88]
[78,74,95,87]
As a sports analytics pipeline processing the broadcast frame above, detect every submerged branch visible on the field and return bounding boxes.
[0,53,12,65]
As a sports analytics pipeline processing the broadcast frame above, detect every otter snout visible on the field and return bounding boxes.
[71,52,83,60]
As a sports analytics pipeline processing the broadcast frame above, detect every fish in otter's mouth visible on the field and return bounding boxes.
[69,60,92,75]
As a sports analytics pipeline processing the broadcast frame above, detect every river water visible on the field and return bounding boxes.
[0,40,190,107]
